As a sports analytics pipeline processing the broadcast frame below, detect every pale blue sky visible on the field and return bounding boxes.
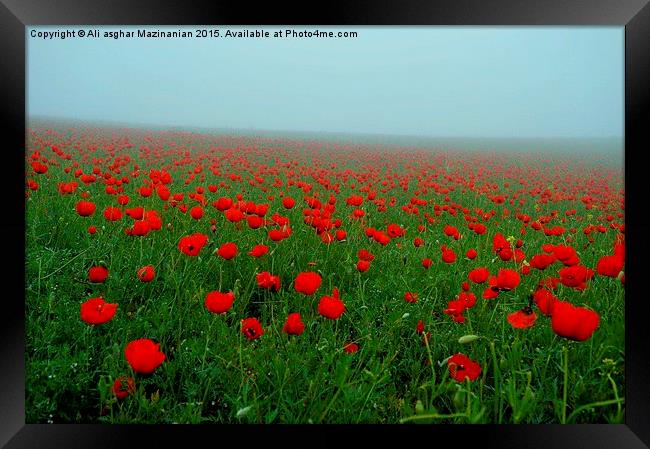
[27,26,623,138]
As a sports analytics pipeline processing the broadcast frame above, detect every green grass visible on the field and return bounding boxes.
[25,127,624,424]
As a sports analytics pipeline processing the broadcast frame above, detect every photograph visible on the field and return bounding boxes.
[24,25,626,425]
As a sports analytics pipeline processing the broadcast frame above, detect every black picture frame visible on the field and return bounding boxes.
[3,1,649,447]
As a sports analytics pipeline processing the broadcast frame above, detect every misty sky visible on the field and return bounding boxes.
[27,26,623,139]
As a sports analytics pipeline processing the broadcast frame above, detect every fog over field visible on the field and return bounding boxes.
[28,117,624,173]
[28,27,623,145]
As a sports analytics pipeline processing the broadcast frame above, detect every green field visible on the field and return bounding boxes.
[25,125,625,424]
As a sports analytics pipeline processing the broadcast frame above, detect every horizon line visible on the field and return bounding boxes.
[27,115,623,142]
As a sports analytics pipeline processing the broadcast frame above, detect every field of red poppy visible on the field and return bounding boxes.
[25,125,625,424]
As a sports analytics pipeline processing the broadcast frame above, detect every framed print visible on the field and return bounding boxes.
[2,0,649,447]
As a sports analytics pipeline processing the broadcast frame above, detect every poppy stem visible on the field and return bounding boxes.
[238,330,245,393]
[40,246,90,279]
[561,345,569,424]
[466,378,472,419]
[490,341,503,423]
[201,318,214,372]
[139,234,143,265]
[423,333,436,383]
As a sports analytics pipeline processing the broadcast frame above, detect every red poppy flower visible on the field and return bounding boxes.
[443,225,459,238]
[247,215,263,229]
[138,186,152,198]
[473,224,487,235]
[156,185,170,201]
[352,208,365,218]
[137,265,155,282]
[404,292,418,303]
[614,240,625,259]
[112,376,135,399]
[144,210,162,230]
[88,225,97,235]
[76,200,96,217]
[346,195,364,206]
[294,272,322,295]
[103,206,122,221]
[31,161,48,174]
[447,353,481,382]
[373,231,391,246]
[190,206,204,220]
[205,291,235,314]
[495,269,521,291]
[493,233,511,256]
[216,242,238,260]
[514,249,526,263]
[387,223,406,238]
[80,297,118,325]
[88,266,108,283]
[444,299,467,322]
[466,248,477,259]
[442,248,456,264]
[257,272,281,291]
[321,231,334,245]
[343,342,359,354]
[248,244,269,257]
[553,244,580,266]
[498,248,513,261]
[358,249,375,262]
[416,320,425,334]
[269,229,285,242]
[124,339,166,374]
[131,220,151,237]
[507,307,538,329]
[533,288,558,316]
[318,288,345,320]
[414,237,424,247]
[458,291,477,308]
[282,197,295,209]
[215,197,233,211]
[596,255,624,278]
[283,312,305,336]
[558,265,594,290]
[241,317,264,340]
[529,253,555,270]
[356,259,370,272]
[482,286,499,300]
[178,233,208,256]
[551,301,600,341]
[468,267,490,284]
[125,207,144,220]
[225,207,244,223]
[422,258,433,269]
[542,243,556,253]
